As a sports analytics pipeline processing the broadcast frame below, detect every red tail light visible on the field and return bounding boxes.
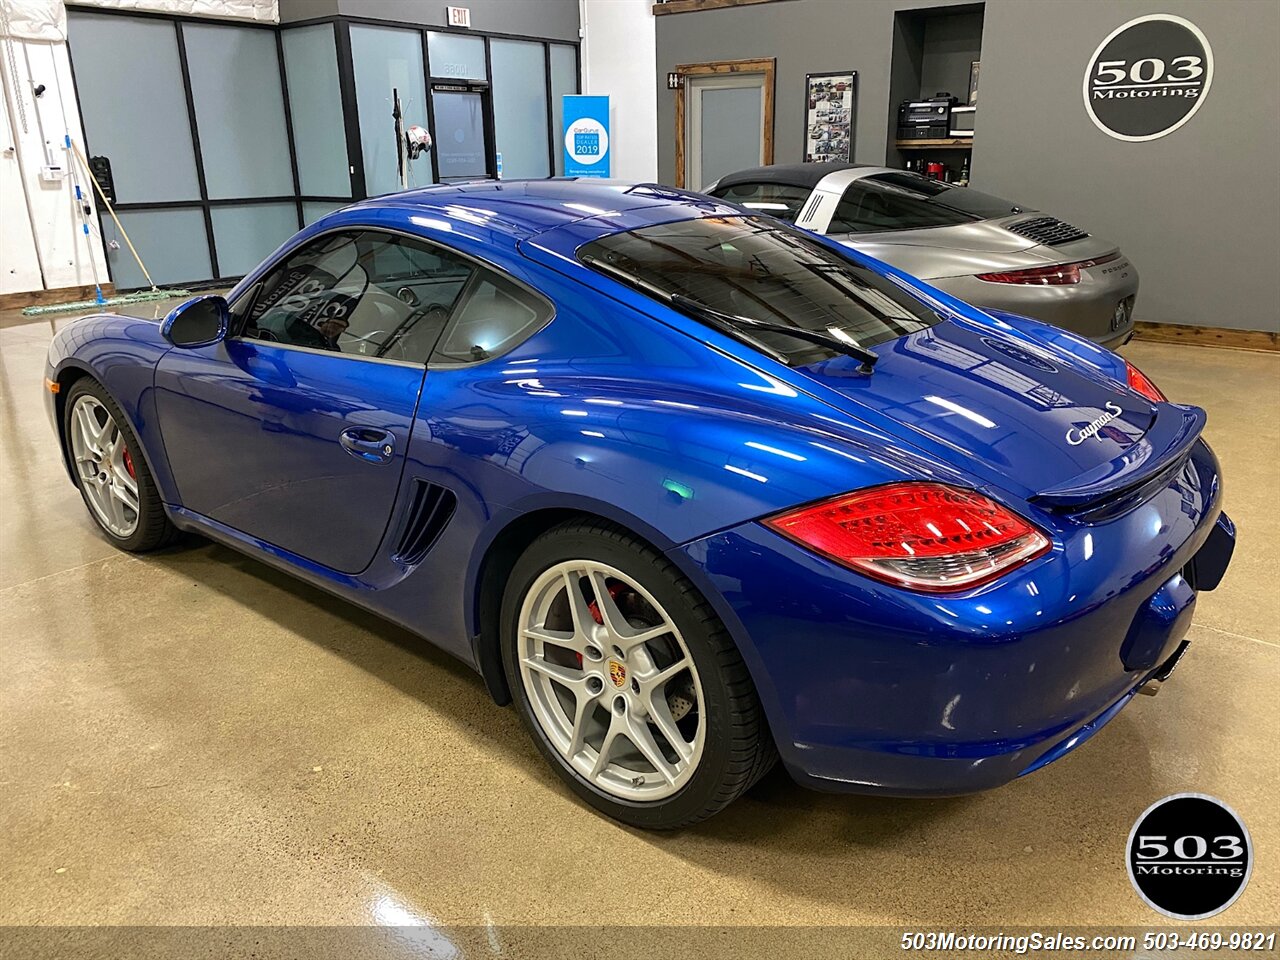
[976,253,1120,286]
[1124,359,1166,403]
[764,482,1050,592]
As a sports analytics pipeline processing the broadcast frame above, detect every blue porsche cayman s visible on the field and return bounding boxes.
[45,181,1234,828]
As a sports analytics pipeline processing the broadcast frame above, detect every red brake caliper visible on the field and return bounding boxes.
[578,582,628,668]
[122,447,136,479]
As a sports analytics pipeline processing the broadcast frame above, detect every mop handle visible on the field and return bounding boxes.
[68,137,157,291]
[62,136,105,302]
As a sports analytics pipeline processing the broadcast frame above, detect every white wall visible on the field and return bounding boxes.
[0,33,109,295]
[0,0,277,297]
[73,0,275,23]
[580,0,657,182]
[1,80,43,293]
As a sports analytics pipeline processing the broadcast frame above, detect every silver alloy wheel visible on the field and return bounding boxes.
[69,395,140,539]
[517,560,706,802]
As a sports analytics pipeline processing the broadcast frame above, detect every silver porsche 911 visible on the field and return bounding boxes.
[705,163,1138,347]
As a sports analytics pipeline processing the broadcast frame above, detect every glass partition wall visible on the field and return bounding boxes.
[65,7,579,290]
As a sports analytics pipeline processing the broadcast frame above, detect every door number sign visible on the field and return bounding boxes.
[1084,14,1213,141]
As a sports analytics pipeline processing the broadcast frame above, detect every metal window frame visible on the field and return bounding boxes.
[63,4,580,292]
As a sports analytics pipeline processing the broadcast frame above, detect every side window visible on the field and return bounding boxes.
[430,269,553,365]
[238,231,475,363]
[828,186,880,234]
[709,182,811,222]
[829,184,974,235]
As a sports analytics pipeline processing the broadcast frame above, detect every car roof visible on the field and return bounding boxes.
[712,162,886,191]
[339,179,726,243]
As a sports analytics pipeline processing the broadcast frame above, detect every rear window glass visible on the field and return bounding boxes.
[855,172,1024,225]
[829,184,975,234]
[708,181,811,222]
[579,215,941,364]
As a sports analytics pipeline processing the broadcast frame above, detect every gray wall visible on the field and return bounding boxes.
[973,0,1278,332]
[656,0,976,187]
[279,0,581,42]
[656,0,1280,331]
[918,8,982,101]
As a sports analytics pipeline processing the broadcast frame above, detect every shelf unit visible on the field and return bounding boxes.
[895,138,973,150]
[887,3,983,178]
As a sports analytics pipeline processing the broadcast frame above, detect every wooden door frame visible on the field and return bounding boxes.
[673,57,775,189]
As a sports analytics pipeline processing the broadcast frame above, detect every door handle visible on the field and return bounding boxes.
[339,427,396,464]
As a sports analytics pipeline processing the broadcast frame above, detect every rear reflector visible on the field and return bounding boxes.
[976,253,1121,286]
[1125,359,1167,403]
[764,482,1050,592]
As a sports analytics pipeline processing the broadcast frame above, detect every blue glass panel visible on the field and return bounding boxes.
[351,25,431,196]
[211,203,300,277]
[66,13,200,202]
[490,39,550,180]
[282,25,351,198]
[185,23,293,200]
[550,45,578,176]
[104,209,211,289]
[427,31,486,81]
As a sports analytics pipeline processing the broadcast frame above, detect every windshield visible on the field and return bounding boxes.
[579,216,942,364]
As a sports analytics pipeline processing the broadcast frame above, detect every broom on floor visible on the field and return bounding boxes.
[22,136,190,316]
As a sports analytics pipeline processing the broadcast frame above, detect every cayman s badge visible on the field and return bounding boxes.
[1066,401,1123,446]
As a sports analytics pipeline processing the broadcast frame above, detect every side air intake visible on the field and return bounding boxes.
[393,480,457,565]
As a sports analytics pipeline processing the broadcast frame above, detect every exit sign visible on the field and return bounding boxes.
[447,6,471,28]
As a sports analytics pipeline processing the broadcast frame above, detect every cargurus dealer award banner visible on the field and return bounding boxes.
[563,95,610,177]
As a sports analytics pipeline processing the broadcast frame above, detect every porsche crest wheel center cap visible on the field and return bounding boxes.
[608,660,627,688]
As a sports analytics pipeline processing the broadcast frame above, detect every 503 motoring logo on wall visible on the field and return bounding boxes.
[1084,14,1214,141]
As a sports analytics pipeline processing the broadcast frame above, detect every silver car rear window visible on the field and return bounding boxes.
[863,172,1028,220]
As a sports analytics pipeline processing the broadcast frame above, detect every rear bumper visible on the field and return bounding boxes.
[677,439,1231,796]
[931,262,1139,345]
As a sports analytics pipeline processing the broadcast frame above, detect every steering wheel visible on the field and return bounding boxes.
[380,302,452,362]
[341,329,389,346]
[421,302,450,326]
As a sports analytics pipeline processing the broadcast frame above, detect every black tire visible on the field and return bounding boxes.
[500,518,777,829]
[63,377,177,553]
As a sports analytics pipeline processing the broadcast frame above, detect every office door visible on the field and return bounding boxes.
[674,59,775,190]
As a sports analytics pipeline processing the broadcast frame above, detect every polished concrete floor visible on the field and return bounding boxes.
[1,298,1277,944]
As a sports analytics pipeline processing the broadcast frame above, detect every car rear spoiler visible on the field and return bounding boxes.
[1030,404,1207,510]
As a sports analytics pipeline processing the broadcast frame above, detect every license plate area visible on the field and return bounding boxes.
[1111,295,1135,332]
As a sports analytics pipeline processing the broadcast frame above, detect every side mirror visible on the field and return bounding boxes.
[162,295,230,348]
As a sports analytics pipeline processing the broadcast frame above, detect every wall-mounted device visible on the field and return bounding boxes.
[89,155,116,203]
[897,95,955,140]
[40,139,65,182]
[949,105,976,138]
